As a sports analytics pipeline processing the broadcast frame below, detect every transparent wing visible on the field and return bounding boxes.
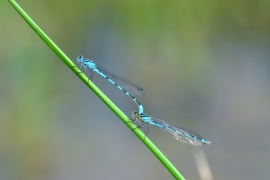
[150,116,211,146]
[96,64,145,98]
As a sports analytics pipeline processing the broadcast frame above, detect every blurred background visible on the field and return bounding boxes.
[1,0,270,179]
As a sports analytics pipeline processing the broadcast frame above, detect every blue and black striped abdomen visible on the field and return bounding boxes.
[77,56,145,114]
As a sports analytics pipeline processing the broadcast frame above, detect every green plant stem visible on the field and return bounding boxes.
[8,0,185,179]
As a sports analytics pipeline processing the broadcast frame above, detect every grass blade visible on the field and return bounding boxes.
[8,1,185,179]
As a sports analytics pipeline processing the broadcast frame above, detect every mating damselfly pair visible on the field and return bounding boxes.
[77,55,211,147]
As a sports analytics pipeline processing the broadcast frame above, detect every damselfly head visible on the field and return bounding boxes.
[131,111,139,118]
[77,55,84,63]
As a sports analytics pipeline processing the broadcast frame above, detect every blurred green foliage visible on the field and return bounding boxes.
[2,0,270,179]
